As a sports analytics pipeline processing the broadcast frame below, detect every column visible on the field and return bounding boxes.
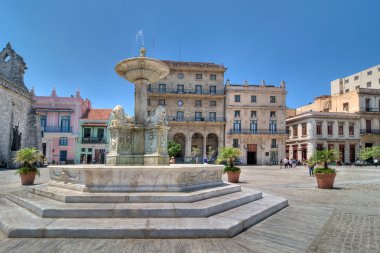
[203,136,207,157]
[322,120,328,138]
[344,143,350,164]
[185,135,192,162]
[134,79,149,124]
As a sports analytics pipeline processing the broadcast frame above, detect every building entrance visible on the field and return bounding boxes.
[247,144,257,165]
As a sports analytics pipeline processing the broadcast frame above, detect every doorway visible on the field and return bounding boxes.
[247,144,257,165]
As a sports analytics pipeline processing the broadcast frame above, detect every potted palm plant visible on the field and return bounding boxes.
[310,149,339,189]
[13,147,42,185]
[216,147,241,183]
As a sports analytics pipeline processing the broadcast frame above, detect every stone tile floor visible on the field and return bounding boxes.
[0,165,379,253]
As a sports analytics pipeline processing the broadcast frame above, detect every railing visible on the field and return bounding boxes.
[360,107,380,112]
[82,137,107,144]
[148,88,225,95]
[43,126,72,133]
[166,116,225,122]
[228,129,288,134]
[360,129,380,134]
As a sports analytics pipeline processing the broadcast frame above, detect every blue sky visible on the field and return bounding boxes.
[1,0,379,115]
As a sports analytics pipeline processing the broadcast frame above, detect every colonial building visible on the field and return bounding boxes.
[33,88,91,164]
[286,111,361,163]
[77,108,112,164]
[147,60,226,162]
[225,80,288,165]
[0,43,41,168]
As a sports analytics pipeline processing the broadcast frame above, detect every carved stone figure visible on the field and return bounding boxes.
[11,125,22,151]
[145,106,168,126]
[119,134,132,151]
[110,136,117,151]
[110,105,134,127]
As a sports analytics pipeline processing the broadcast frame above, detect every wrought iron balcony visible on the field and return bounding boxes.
[360,107,380,112]
[228,129,288,134]
[82,137,107,144]
[166,116,225,122]
[148,88,225,95]
[43,126,72,133]
[360,129,380,134]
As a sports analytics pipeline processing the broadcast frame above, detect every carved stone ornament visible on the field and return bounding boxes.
[145,105,168,126]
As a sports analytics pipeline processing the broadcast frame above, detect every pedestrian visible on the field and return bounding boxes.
[374,158,378,167]
[169,156,176,164]
[307,160,315,176]
[280,159,283,169]
[292,159,297,168]
[289,158,293,169]
[283,158,288,169]
[203,156,208,164]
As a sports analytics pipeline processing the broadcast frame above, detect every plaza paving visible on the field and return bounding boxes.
[0,165,379,253]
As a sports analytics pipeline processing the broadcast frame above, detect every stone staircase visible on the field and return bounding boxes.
[0,183,287,238]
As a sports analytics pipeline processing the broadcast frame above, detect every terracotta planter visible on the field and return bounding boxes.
[20,171,37,185]
[227,171,241,183]
[315,173,336,189]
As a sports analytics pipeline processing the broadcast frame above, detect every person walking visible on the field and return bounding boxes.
[283,158,288,169]
[306,160,315,176]
[374,158,378,167]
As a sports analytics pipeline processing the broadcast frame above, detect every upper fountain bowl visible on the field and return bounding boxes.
[115,47,170,84]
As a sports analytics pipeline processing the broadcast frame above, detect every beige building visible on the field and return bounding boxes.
[331,64,380,95]
[286,112,361,163]
[147,60,226,162]
[225,80,287,165]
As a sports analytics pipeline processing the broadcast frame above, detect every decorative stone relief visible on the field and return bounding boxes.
[50,168,83,184]
[119,133,132,152]
[145,105,168,126]
[145,131,157,154]
[110,135,117,152]
[180,169,222,184]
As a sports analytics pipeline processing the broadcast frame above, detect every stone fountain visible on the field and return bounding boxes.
[0,47,288,239]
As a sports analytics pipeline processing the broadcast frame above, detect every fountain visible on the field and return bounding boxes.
[0,46,288,239]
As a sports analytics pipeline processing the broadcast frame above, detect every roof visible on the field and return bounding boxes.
[81,109,112,120]
[160,60,226,72]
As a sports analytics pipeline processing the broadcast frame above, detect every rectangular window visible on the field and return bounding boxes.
[40,115,46,131]
[59,137,68,146]
[367,82,371,88]
[302,123,307,136]
[210,74,216,80]
[97,128,104,139]
[250,120,257,133]
[344,79,349,84]
[269,120,277,133]
[355,85,360,90]
[209,86,216,94]
[195,85,202,94]
[328,122,333,135]
[195,112,202,121]
[338,122,344,135]
[271,139,277,148]
[83,128,91,138]
[177,84,184,93]
[316,123,322,135]
[233,139,239,148]
[349,123,354,135]
[270,111,276,118]
[233,120,241,133]
[210,101,216,106]
[343,102,349,111]
[367,71,372,76]
[270,96,276,103]
[147,99,150,106]
[159,99,165,106]
[251,95,256,103]
[209,112,216,121]
[196,74,202,80]
[59,150,67,162]
[147,111,150,117]
[81,148,85,152]
[234,110,240,117]
[176,111,184,121]
[251,111,256,117]
[195,100,202,106]
[159,84,166,92]
[293,125,298,137]
[234,95,241,102]
[354,76,359,80]
[147,84,152,92]
[60,116,70,132]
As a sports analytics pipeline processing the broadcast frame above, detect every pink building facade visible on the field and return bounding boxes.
[33,88,91,164]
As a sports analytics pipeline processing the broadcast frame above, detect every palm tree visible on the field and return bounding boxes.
[311,149,340,169]
[216,147,241,168]
[13,148,42,175]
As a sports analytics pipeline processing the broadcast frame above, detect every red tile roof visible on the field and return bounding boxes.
[81,109,112,120]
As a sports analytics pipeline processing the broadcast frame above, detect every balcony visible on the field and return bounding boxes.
[167,116,225,123]
[148,88,225,95]
[360,107,380,112]
[360,129,380,134]
[228,129,288,135]
[43,126,72,133]
[82,137,107,144]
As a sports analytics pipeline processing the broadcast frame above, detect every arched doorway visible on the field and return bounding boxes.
[191,133,204,162]
[206,133,218,163]
[173,133,186,162]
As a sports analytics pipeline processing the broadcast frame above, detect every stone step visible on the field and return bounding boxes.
[29,183,241,203]
[6,188,262,218]
[0,194,288,238]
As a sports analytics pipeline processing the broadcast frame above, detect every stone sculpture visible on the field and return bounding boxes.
[145,105,168,126]
[11,125,22,151]
[110,105,134,127]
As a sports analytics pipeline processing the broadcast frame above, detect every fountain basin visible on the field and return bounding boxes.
[48,164,224,192]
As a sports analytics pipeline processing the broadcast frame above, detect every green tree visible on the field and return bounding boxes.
[216,147,241,168]
[207,146,217,161]
[360,146,380,160]
[310,149,340,169]
[167,140,182,158]
[13,148,43,176]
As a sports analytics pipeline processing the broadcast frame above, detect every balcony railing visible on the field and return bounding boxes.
[43,126,72,133]
[148,88,225,95]
[360,107,380,112]
[166,116,225,122]
[228,129,288,134]
[82,137,107,144]
[360,129,380,134]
